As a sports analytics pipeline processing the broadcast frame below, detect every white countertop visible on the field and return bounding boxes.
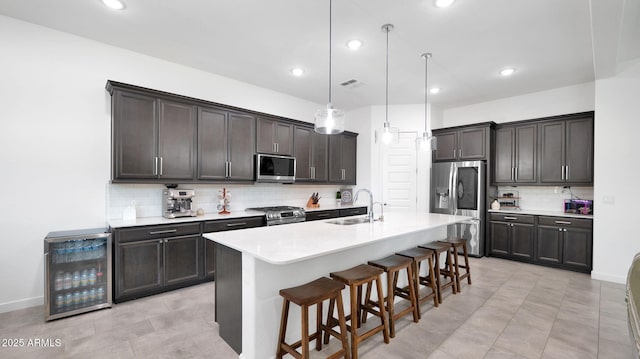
[203,212,471,265]
[108,204,367,228]
[489,208,593,219]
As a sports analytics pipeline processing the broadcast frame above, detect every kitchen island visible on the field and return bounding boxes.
[203,211,471,358]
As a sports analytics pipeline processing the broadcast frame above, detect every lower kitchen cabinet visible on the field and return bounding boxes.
[305,209,339,221]
[536,216,592,272]
[489,213,535,261]
[114,222,202,302]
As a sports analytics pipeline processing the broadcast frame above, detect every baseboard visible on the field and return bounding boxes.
[0,296,43,314]
[592,271,626,284]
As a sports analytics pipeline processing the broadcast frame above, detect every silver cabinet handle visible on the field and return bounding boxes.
[154,157,158,176]
[511,168,515,181]
[503,216,518,220]
[317,213,331,218]
[228,161,231,178]
[565,165,569,180]
[453,149,456,158]
[159,157,163,176]
[558,228,563,232]
[459,148,462,158]
[564,228,568,232]
[149,229,177,235]
[226,222,247,227]
[514,167,518,181]
[561,165,565,181]
[555,220,572,225]
[276,143,279,152]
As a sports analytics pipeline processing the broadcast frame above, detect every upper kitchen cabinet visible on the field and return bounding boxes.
[493,124,537,184]
[256,117,293,155]
[328,132,357,184]
[198,107,255,181]
[293,126,328,182]
[433,124,493,162]
[538,113,594,185]
[109,85,196,182]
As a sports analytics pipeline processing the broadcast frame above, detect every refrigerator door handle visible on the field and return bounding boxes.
[451,163,458,215]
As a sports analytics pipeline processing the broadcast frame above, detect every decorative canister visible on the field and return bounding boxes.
[491,199,501,210]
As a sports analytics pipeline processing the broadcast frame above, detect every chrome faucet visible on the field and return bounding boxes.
[354,188,375,222]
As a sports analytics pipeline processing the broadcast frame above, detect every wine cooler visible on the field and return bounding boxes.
[44,228,112,321]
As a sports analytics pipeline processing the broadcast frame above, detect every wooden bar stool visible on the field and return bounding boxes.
[326,264,390,359]
[396,247,439,318]
[277,277,350,359]
[362,255,419,338]
[438,237,472,293]
[419,242,457,303]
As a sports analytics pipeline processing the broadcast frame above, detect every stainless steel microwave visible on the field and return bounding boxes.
[255,154,296,183]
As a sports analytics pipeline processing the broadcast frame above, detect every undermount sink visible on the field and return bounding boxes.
[327,217,375,225]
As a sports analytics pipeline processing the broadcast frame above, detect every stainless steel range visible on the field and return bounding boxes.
[245,206,306,226]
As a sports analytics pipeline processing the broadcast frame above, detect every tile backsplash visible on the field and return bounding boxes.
[106,183,351,220]
[496,186,594,212]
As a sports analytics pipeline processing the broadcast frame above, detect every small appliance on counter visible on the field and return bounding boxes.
[162,188,197,218]
[564,199,593,215]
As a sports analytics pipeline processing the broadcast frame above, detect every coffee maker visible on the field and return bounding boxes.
[162,189,197,218]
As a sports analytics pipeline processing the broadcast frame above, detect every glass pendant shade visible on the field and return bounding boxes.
[315,103,345,134]
[417,131,437,150]
[381,122,399,144]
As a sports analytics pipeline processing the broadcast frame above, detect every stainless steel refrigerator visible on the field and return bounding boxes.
[430,161,486,257]
[44,228,112,321]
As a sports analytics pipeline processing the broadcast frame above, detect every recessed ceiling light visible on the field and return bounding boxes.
[499,68,516,76]
[290,68,304,77]
[430,87,441,94]
[434,0,455,8]
[101,0,125,10]
[346,40,363,50]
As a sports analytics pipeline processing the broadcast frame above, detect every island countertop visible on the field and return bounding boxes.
[203,211,471,265]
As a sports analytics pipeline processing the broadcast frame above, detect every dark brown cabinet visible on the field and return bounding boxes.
[257,117,293,155]
[488,213,535,261]
[293,126,329,182]
[433,125,490,162]
[114,223,202,302]
[329,133,357,184]
[110,89,196,182]
[494,124,537,184]
[198,107,255,181]
[536,216,592,272]
[305,209,340,221]
[539,115,593,185]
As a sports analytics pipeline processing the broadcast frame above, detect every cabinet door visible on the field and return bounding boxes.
[293,126,313,181]
[113,91,157,179]
[228,113,256,180]
[158,100,196,180]
[562,227,592,271]
[565,118,593,184]
[164,235,201,286]
[514,124,537,183]
[458,127,486,160]
[342,134,357,184]
[434,131,457,161]
[198,107,228,180]
[494,127,515,183]
[489,221,510,256]
[536,225,563,264]
[511,222,534,260]
[117,239,162,298]
[311,131,329,181]
[538,121,565,183]
[275,122,293,155]
[256,118,293,155]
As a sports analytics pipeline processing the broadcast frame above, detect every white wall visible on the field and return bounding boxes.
[0,15,357,312]
[592,59,640,283]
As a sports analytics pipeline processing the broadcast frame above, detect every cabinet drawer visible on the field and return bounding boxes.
[339,207,367,217]
[489,213,535,224]
[538,216,592,229]
[203,216,265,232]
[306,210,340,221]
[117,223,202,243]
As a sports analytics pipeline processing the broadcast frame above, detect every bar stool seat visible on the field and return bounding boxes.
[419,242,457,303]
[277,277,350,359]
[438,237,472,293]
[363,255,419,338]
[396,247,439,317]
[326,264,390,359]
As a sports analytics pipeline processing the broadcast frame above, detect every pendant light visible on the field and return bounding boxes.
[314,0,345,135]
[417,52,437,150]
[380,24,399,145]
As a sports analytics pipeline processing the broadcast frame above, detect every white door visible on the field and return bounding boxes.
[381,132,417,211]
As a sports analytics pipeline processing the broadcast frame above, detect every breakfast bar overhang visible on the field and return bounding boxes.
[203,212,472,358]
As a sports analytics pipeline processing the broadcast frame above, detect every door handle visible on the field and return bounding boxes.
[149,229,177,235]
[555,220,572,225]
[226,222,247,227]
[514,167,518,181]
[154,157,158,176]
[159,157,163,176]
[503,216,518,220]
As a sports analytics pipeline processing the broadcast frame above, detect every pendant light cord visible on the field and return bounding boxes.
[385,25,389,124]
[328,0,333,105]
[422,53,432,135]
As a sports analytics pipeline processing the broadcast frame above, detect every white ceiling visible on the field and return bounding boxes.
[1,0,637,111]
